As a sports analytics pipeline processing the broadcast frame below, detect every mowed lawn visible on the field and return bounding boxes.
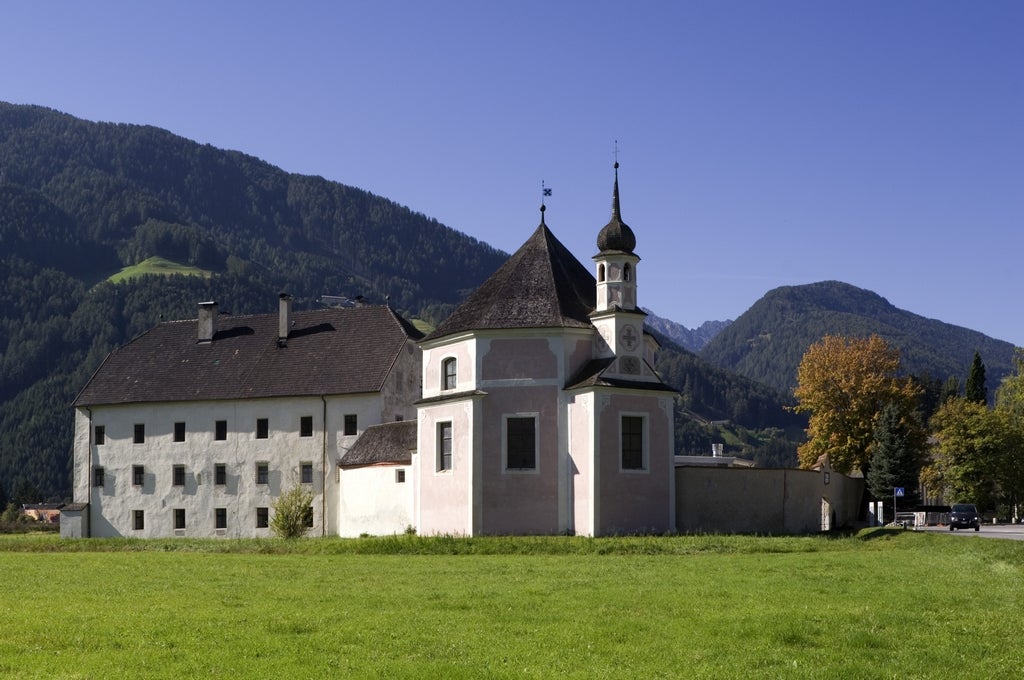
[2,530,1023,678]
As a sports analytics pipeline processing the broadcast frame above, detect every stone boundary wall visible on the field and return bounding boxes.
[675,465,864,534]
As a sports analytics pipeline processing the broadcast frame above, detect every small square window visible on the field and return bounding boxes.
[300,416,313,437]
[174,508,186,530]
[344,414,357,436]
[173,422,186,443]
[92,466,105,487]
[215,508,227,530]
[215,420,227,441]
[132,465,144,486]
[133,510,144,531]
[396,469,406,484]
[256,507,269,528]
[300,462,313,485]
[214,464,226,486]
[173,465,185,487]
[256,418,269,439]
[95,425,105,445]
[134,423,145,444]
[256,463,269,485]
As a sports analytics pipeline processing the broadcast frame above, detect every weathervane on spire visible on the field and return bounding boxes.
[614,139,620,168]
[540,179,552,223]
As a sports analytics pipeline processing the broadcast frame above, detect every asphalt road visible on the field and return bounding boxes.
[911,523,1024,541]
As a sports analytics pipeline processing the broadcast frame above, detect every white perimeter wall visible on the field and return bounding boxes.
[337,464,413,537]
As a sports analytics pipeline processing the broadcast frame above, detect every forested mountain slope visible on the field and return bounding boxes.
[0,102,801,502]
[699,281,1016,395]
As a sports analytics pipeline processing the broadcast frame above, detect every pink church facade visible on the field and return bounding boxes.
[415,166,677,536]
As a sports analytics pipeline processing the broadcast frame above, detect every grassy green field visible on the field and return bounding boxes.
[2,530,1022,678]
[106,256,212,284]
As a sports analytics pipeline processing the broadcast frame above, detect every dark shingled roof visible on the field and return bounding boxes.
[74,305,423,407]
[339,420,417,467]
[565,358,679,393]
[424,222,596,342]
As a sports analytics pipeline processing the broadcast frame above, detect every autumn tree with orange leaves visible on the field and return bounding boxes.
[793,334,924,475]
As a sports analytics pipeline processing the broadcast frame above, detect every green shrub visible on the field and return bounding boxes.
[270,486,313,539]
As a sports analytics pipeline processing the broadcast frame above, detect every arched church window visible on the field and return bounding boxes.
[442,357,457,390]
[623,263,632,282]
[597,263,605,282]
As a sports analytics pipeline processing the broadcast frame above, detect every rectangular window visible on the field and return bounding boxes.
[300,416,313,437]
[172,464,185,486]
[214,464,226,486]
[343,414,357,436]
[437,422,452,472]
[174,508,186,530]
[95,425,105,445]
[505,416,537,470]
[442,357,457,390]
[215,420,227,441]
[173,422,186,442]
[256,507,269,528]
[133,510,144,531]
[215,508,227,530]
[256,463,269,485]
[304,506,314,528]
[133,423,145,444]
[92,466,105,487]
[132,465,144,486]
[621,415,645,470]
[300,462,313,484]
[395,469,406,484]
[256,418,269,439]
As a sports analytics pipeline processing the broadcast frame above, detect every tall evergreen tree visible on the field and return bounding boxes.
[867,402,925,510]
[966,351,987,404]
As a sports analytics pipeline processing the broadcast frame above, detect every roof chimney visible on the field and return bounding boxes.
[278,293,293,347]
[197,301,218,343]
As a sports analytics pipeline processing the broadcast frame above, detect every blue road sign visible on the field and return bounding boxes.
[894,487,905,497]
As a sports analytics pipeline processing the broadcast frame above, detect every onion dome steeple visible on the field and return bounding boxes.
[596,162,636,254]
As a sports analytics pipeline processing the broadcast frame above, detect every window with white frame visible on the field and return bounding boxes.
[504,414,538,471]
[133,510,144,531]
[437,421,452,471]
[215,507,227,530]
[256,462,269,485]
[620,415,646,471]
[442,357,457,391]
[132,465,144,486]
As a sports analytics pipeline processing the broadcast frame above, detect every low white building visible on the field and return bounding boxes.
[64,295,422,538]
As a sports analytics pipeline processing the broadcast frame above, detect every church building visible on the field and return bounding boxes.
[414,164,677,535]
[64,164,677,538]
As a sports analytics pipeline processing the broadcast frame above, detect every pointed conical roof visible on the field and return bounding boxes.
[596,162,636,254]
[424,219,596,342]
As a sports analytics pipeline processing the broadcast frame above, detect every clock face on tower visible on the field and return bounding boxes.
[619,324,639,351]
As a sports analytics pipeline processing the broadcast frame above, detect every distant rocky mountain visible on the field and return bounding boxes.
[699,280,1016,396]
[643,310,731,352]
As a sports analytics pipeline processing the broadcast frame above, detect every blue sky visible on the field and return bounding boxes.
[4,2,1022,346]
